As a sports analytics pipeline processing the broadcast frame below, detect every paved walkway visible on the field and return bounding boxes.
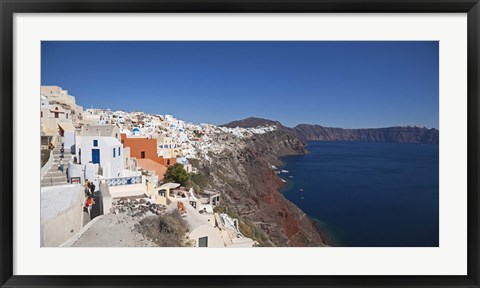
[69,213,156,247]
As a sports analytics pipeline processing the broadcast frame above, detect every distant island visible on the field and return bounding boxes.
[223,117,439,144]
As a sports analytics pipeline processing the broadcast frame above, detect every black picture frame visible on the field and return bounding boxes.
[1,0,479,287]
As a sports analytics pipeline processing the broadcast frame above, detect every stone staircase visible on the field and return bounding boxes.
[41,144,73,187]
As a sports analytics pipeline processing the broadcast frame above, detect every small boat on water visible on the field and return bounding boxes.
[299,189,304,192]
[288,176,294,179]
[301,196,305,199]
[281,170,289,173]
[281,179,287,183]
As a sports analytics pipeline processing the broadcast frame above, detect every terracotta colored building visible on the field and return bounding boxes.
[136,158,167,180]
[121,134,176,167]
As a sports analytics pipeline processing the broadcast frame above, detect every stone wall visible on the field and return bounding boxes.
[41,185,84,247]
[99,182,112,215]
[41,150,54,179]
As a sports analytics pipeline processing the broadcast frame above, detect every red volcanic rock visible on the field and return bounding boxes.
[197,128,328,247]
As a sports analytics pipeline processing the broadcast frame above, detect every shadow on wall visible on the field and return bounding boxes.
[91,190,103,219]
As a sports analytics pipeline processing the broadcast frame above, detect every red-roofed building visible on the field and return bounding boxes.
[121,133,176,167]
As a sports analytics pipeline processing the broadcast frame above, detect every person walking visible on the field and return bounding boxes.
[58,159,64,173]
[84,196,95,215]
[89,181,96,195]
[84,179,90,196]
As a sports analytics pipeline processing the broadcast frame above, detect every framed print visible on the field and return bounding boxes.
[1,0,479,287]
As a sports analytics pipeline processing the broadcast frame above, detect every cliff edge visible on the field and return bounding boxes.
[196,124,328,246]
[293,124,439,144]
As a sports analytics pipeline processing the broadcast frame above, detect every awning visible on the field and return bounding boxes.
[58,122,76,132]
[158,183,181,190]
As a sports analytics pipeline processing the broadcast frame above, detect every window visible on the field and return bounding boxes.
[93,140,98,147]
[198,236,208,247]
[141,151,145,159]
[40,111,43,118]
[54,112,59,118]
[66,114,68,119]
[118,147,121,156]
[113,148,116,158]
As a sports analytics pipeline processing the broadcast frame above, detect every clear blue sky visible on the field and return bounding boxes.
[41,41,438,129]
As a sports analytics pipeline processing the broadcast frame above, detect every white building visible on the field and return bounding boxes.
[41,86,76,106]
[74,136,124,179]
[157,136,180,158]
[40,96,80,148]
[83,108,113,125]
[41,86,84,123]
[58,122,77,153]
[168,200,224,248]
[81,125,121,142]
[67,161,99,188]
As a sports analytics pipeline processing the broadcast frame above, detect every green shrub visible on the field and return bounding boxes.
[164,163,191,186]
[239,219,271,247]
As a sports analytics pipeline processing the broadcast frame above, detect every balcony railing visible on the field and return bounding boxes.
[106,176,142,187]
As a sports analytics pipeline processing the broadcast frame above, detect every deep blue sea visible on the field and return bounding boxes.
[279,141,439,247]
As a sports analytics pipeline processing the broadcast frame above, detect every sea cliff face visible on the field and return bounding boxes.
[207,117,439,246]
[196,128,328,247]
[293,124,439,144]
[223,117,439,144]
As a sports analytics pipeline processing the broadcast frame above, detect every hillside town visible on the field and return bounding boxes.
[40,85,277,247]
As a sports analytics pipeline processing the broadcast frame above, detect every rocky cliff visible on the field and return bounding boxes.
[195,126,328,247]
[293,124,439,144]
[206,117,438,246]
[223,117,439,144]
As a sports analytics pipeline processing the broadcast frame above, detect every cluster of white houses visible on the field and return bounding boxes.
[40,86,258,248]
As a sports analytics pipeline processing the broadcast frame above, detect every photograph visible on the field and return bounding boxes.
[40,41,439,248]
[3,0,478,285]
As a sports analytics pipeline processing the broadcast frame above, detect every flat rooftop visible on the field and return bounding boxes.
[109,184,146,199]
[167,200,211,231]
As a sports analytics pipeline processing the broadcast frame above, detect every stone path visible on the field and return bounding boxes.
[41,144,72,187]
[69,213,156,247]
